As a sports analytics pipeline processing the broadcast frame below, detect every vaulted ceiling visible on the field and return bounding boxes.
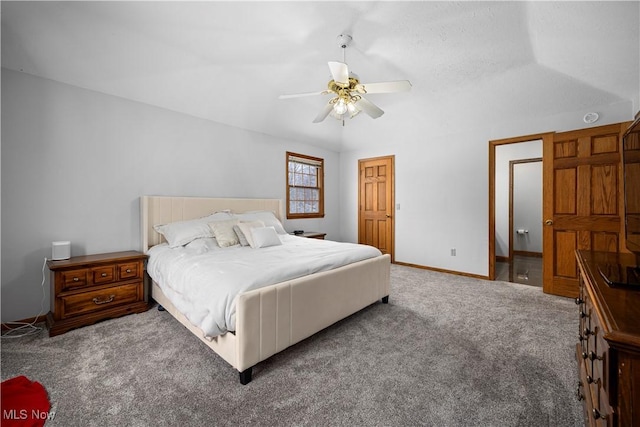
[2,1,638,152]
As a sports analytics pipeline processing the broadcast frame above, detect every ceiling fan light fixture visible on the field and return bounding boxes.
[333,98,348,115]
[347,102,360,118]
[279,34,411,123]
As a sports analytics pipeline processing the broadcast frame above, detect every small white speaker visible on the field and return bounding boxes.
[52,241,71,260]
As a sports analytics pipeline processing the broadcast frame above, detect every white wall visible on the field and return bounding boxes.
[339,103,635,277]
[340,129,490,276]
[1,69,340,322]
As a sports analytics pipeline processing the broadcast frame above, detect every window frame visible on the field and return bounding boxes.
[286,151,325,219]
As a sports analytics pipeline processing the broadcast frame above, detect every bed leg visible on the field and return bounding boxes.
[239,367,253,385]
[382,296,389,304]
[157,305,166,311]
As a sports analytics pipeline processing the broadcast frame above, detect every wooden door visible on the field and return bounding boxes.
[542,123,629,297]
[359,156,394,260]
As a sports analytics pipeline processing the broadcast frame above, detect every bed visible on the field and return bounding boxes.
[141,195,391,384]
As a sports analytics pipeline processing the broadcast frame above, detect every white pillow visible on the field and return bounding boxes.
[153,212,232,247]
[237,220,265,248]
[234,211,287,235]
[250,226,282,249]
[208,219,239,247]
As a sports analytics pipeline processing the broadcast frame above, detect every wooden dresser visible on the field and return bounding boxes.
[575,250,640,426]
[47,251,149,336]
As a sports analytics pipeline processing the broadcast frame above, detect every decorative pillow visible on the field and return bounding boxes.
[237,220,265,248]
[208,219,240,247]
[234,211,287,235]
[233,225,250,247]
[153,212,231,248]
[251,226,282,249]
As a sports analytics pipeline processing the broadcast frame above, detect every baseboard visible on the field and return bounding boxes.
[2,314,47,331]
[394,261,488,280]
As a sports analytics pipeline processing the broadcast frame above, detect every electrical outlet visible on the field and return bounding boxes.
[451,248,456,256]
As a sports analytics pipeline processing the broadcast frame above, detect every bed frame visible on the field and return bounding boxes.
[141,196,391,384]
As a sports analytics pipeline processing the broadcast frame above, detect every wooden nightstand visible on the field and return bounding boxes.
[294,232,326,240]
[46,251,149,336]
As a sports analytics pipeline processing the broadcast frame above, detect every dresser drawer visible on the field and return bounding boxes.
[60,282,142,319]
[119,261,141,280]
[60,269,89,291]
[92,265,116,284]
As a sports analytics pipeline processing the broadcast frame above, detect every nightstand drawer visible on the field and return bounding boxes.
[119,262,141,280]
[61,269,89,290]
[92,265,116,284]
[60,282,142,319]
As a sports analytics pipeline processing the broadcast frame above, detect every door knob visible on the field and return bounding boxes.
[544,219,553,226]
[386,214,391,218]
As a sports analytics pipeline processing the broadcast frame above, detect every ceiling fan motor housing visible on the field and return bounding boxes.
[337,34,352,49]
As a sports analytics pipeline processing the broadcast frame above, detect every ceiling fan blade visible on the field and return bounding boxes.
[279,90,330,99]
[328,61,349,86]
[312,101,335,123]
[356,96,384,119]
[356,80,412,94]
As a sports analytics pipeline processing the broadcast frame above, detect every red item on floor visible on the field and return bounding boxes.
[1,376,51,426]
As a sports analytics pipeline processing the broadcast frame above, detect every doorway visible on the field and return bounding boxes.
[489,133,549,285]
[358,155,395,261]
[510,158,543,260]
[495,157,543,287]
[495,255,543,286]
[489,123,628,296]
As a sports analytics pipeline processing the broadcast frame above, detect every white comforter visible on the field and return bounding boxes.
[147,235,382,337]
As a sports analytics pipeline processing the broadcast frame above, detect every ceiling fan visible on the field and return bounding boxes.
[279,34,412,124]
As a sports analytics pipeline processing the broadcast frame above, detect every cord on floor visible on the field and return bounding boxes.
[1,257,47,339]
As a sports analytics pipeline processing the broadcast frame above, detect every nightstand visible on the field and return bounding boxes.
[46,251,149,336]
[295,232,326,240]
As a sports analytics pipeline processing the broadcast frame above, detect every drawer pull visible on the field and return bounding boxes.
[92,295,115,305]
[583,327,594,337]
[586,375,600,385]
[588,351,603,362]
[126,269,131,273]
[101,273,107,277]
[73,277,79,282]
[592,408,607,420]
[575,297,584,305]
[579,310,588,318]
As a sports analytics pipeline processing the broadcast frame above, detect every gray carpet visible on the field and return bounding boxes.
[1,264,583,426]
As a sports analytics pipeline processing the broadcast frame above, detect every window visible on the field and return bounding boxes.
[286,152,324,219]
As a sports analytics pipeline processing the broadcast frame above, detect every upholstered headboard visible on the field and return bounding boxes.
[140,196,284,252]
